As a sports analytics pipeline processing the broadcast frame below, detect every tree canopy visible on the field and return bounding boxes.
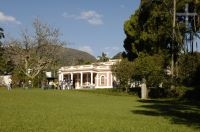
[113,0,200,98]
[123,0,200,61]
[0,27,5,74]
[112,59,134,92]
[5,19,64,80]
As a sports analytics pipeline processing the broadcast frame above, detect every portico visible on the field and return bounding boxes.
[58,60,119,89]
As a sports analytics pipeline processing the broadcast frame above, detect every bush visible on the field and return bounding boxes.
[166,86,188,98]
[182,86,200,101]
[148,86,188,98]
[178,53,200,87]
[148,87,167,98]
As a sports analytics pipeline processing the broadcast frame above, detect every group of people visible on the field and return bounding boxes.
[2,77,75,90]
[59,79,74,90]
[41,79,74,90]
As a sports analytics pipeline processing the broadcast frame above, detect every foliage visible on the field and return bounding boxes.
[123,0,200,63]
[133,53,166,88]
[0,27,4,40]
[0,28,15,75]
[112,54,167,94]
[0,27,5,74]
[122,0,200,98]
[149,86,188,98]
[123,0,172,61]
[5,18,63,81]
[182,86,200,100]
[177,52,200,86]
[97,52,109,62]
[111,58,134,92]
[2,19,96,86]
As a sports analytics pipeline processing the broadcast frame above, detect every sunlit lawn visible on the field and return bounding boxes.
[0,88,199,132]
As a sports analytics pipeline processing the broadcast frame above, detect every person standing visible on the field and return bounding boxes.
[7,78,12,90]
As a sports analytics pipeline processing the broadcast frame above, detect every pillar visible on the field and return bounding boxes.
[59,72,63,81]
[107,72,109,87]
[111,73,113,87]
[80,72,83,87]
[70,73,73,81]
[91,72,93,85]
[96,73,99,87]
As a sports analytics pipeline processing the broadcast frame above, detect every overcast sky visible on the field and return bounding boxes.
[1,0,140,57]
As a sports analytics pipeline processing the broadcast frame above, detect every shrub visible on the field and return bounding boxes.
[148,86,188,98]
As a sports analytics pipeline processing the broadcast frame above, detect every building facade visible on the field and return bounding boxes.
[58,59,119,89]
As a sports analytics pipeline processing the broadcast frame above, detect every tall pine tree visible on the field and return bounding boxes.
[0,27,5,74]
[123,0,200,62]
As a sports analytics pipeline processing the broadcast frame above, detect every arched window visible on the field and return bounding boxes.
[100,75,105,85]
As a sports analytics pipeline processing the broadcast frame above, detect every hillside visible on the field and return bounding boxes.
[57,47,97,66]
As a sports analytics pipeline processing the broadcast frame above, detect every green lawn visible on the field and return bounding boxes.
[0,88,199,132]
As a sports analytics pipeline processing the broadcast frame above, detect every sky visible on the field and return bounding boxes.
[0,0,140,58]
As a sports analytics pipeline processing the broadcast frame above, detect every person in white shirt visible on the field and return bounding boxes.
[7,78,12,90]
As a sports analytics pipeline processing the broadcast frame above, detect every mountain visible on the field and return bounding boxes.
[57,47,97,66]
[112,52,123,59]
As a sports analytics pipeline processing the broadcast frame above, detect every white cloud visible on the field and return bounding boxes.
[78,10,103,25]
[0,11,21,24]
[78,45,94,55]
[63,10,103,25]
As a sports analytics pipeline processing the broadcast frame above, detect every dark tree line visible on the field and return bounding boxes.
[123,0,200,61]
[0,28,15,75]
[113,0,200,98]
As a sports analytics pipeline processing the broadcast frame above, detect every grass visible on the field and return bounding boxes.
[0,88,199,132]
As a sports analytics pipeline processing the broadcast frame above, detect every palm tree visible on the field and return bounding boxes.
[97,52,109,62]
[0,28,5,39]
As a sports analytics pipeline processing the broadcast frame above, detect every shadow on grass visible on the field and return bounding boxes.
[131,99,200,129]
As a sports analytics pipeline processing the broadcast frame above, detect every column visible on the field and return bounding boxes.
[91,72,93,85]
[110,73,113,87]
[80,72,83,87]
[96,73,99,87]
[59,73,63,81]
[70,73,73,81]
[86,73,88,83]
[107,72,109,87]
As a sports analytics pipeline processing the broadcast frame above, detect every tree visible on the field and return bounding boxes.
[0,28,4,40]
[97,52,109,62]
[112,53,165,97]
[133,53,165,87]
[0,28,4,74]
[0,28,15,75]
[133,53,165,99]
[5,18,63,81]
[124,0,172,60]
[123,0,200,69]
[0,27,6,74]
[178,52,200,86]
[111,59,134,92]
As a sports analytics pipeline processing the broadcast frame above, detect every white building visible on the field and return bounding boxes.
[58,59,119,89]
